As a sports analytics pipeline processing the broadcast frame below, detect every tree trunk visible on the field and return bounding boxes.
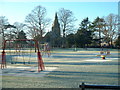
[99,27,101,48]
[62,28,66,48]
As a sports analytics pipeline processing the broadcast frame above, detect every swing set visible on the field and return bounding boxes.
[1,39,45,72]
[40,43,51,57]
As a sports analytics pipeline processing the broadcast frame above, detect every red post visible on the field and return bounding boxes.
[1,40,6,69]
[1,50,6,69]
[35,40,45,72]
[37,51,45,72]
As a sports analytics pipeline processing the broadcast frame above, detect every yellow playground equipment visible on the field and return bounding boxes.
[97,50,110,59]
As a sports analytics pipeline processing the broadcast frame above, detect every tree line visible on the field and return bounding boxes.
[0,5,119,48]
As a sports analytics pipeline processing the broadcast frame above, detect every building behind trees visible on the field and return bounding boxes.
[44,13,62,47]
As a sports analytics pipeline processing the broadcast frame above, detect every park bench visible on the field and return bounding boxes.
[79,82,120,90]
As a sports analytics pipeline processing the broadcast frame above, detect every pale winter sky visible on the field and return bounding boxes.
[0,0,119,32]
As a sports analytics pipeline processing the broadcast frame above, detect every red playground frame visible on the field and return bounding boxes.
[1,39,45,72]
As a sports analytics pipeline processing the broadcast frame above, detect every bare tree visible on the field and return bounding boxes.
[27,27,36,39]
[58,8,77,38]
[103,14,119,47]
[0,16,9,48]
[25,5,51,41]
[5,22,26,40]
[0,16,9,34]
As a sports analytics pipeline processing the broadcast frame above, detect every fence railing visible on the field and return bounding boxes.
[79,82,120,90]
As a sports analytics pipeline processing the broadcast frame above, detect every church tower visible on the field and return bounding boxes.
[44,13,62,47]
[52,13,61,37]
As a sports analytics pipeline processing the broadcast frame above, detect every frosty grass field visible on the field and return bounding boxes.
[0,48,119,88]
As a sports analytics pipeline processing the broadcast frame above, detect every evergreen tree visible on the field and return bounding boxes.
[15,30,27,44]
[75,17,93,48]
[66,33,75,48]
[115,35,120,48]
[92,17,105,47]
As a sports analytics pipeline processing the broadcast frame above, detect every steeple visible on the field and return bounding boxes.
[52,13,61,37]
[54,13,58,24]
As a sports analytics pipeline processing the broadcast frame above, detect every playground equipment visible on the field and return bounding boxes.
[1,39,44,72]
[40,43,51,57]
[97,50,110,59]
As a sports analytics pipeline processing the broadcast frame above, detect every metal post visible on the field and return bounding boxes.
[81,82,85,90]
[79,82,85,90]
[1,40,6,69]
[35,40,45,72]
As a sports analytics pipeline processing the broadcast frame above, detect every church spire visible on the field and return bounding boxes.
[53,12,59,27]
[55,12,57,19]
[52,12,61,37]
[55,12,58,21]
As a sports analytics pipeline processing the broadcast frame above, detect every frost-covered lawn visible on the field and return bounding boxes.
[1,48,119,88]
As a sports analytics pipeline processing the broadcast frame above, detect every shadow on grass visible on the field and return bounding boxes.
[48,70,119,78]
[52,55,119,60]
[45,62,119,65]
[8,60,119,66]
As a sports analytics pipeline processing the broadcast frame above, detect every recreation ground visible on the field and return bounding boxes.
[0,48,119,88]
